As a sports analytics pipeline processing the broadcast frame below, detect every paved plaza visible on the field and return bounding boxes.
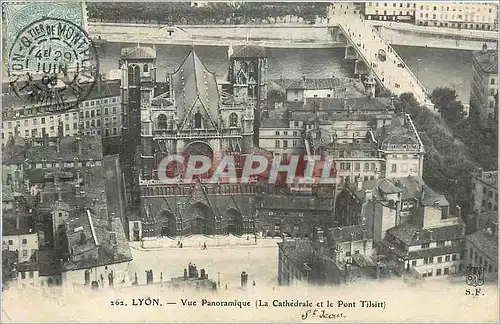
[128,236,282,288]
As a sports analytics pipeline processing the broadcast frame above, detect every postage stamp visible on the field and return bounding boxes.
[5,4,98,112]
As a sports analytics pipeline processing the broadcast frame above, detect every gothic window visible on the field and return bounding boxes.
[194,113,202,129]
[143,64,149,73]
[229,113,238,127]
[128,65,139,86]
[157,114,168,129]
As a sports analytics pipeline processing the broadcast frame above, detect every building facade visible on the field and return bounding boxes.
[471,170,498,213]
[470,46,498,131]
[1,80,122,147]
[364,2,416,23]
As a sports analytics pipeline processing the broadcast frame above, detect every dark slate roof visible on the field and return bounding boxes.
[2,212,35,236]
[377,114,420,148]
[420,185,449,206]
[466,229,498,262]
[387,223,464,246]
[348,176,429,203]
[287,97,393,112]
[408,244,464,259]
[38,250,62,276]
[63,214,132,271]
[260,118,289,128]
[328,225,372,243]
[285,78,343,90]
[472,49,498,74]
[121,46,156,60]
[277,239,315,274]
[171,50,219,125]
[232,45,267,58]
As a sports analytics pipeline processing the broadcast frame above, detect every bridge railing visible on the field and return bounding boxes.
[371,26,430,99]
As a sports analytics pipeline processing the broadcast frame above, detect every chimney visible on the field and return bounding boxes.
[481,43,488,54]
[456,205,461,219]
[415,231,420,241]
[16,210,20,230]
[374,170,380,179]
[295,238,299,250]
[365,189,373,200]
[79,232,87,245]
[302,74,306,82]
[57,187,62,201]
[356,176,362,190]
[58,121,64,138]
[343,98,348,109]
[109,232,117,246]
[461,224,466,236]
[56,137,60,153]
[428,229,433,241]
[77,136,82,156]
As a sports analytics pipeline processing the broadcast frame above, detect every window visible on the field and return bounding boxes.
[444,267,450,275]
[229,113,238,127]
[445,255,451,262]
[113,128,117,135]
[73,122,77,129]
[112,116,117,125]
[97,119,101,127]
[436,268,442,276]
[112,106,117,114]
[104,107,109,115]
[452,254,457,261]
[275,140,280,148]
[391,164,397,173]
[91,110,95,118]
[144,64,149,72]
[194,113,202,128]
[8,240,13,245]
[29,271,34,278]
[437,241,445,247]
[355,163,360,171]
[411,260,417,266]
[346,251,351,257]
[421,243,430,249]
[41,118,45,124]
[91,101,95,106]
[22,238,27,244]
[437,256,442,263]
[21,272,26,279]
[22,249,28,257]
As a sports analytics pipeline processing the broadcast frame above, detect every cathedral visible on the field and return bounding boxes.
[119,45,269,239]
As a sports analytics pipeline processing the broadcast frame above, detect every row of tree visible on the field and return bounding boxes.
[86,2,329,25]
[395,90,497,215]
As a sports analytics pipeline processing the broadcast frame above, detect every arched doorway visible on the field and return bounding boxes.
[184,202,215,235]
[225,209,243,235]
[158,211,176,237]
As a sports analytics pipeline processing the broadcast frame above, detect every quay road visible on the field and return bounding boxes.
[328,9,435,111]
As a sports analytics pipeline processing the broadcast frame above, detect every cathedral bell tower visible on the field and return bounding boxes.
[120,46,157,204]
[228,45,268,145]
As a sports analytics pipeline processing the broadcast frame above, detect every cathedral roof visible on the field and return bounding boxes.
[171,50,220,126]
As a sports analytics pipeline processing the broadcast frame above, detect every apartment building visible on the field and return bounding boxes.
[364,2,416,22]
[470,45,498,131]
[465,211,498,280]
[414,2,498,30]
[1,80,122,146]
[363,2,498,30]
[471,169,498,212]
[259,119,304,161]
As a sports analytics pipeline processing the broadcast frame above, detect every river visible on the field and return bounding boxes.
[99,42,473,103]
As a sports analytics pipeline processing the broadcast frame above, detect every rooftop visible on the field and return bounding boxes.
[2,204,35,236]
[256,195,334,211]
[260,118,290,128]
[328,225,372,244]
[3,135,103,165]
[121,46,156,60]
[287,97,393,113]
[387,223,464,246]
[278,239,315,273]
[171,50,220,126]
[472,48,498,74]
[63,213,132,271]
[467,229,498,263]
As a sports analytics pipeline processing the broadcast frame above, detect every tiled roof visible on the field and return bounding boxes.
[171,50,219,126]
[467,229,498,263]
[121,46,156,60]
[63,214,132,271]
[278,239,315,274]
[377,114,420,147]
[285,78,343,90]
[348,176,428,203]
[387,223,464,246]
[2,212,35,236]
[232,45,266,58]
[289,97,393,113]
[328,225,372,243]
[260,118,289,128]
[408,244,463,259]
[473,49,498,74]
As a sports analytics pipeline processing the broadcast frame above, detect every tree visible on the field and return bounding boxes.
[430,87,458,110]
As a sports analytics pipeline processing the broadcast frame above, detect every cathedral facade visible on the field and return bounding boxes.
[120,45,269,239]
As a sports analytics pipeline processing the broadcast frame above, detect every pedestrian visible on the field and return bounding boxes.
[180,242,183,248]
[203,242,207,250]
[253,280,256,286]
